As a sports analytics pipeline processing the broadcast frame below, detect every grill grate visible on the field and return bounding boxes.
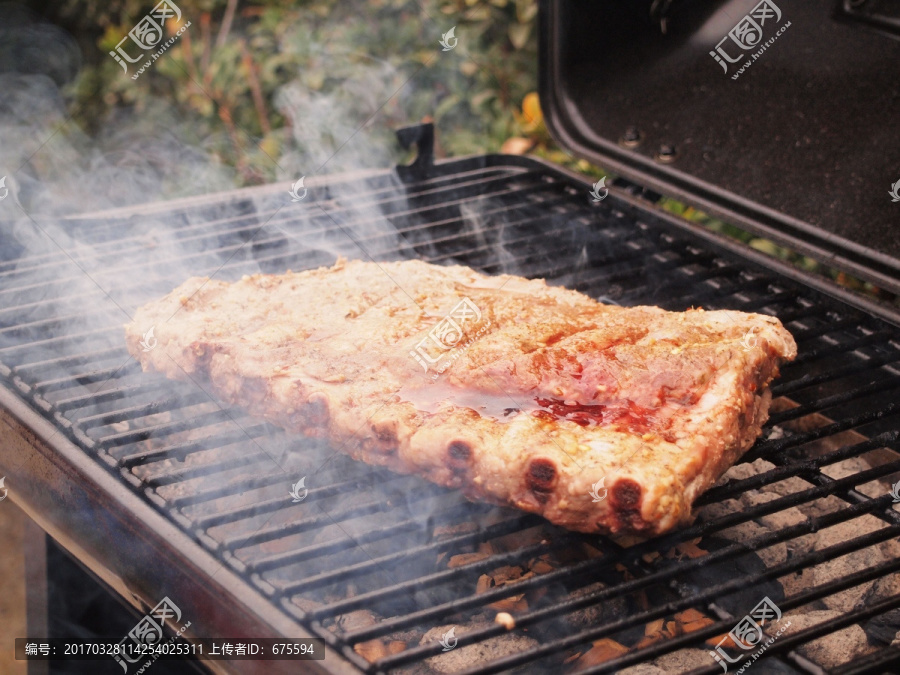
[2,155,900,674]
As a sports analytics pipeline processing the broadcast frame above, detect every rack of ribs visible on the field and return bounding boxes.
[126,258,796,536]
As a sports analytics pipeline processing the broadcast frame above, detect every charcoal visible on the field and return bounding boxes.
[863,608,900,646]
[668,535,784,617]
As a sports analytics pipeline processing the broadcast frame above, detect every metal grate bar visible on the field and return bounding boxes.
[167,470,289,509]
[220,483,457,552]
[9,346,124,377]
[246,498,490,574]
[74,392,211,430]
[194,473,413,531]
[146,452,273,487]
[118,423,271,468]
[96,408,242,447]
[54,383,169,414]
[700,433,899,504]
[772,349,900,397]
[739,403,900,467]
[827,645,900,675]
[768,378,900,426]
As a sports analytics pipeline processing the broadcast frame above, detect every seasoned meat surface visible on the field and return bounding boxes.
[125,258,796,535]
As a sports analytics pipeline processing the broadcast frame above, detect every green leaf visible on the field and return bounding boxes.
[749,238,783,257]
[434,94,461,120]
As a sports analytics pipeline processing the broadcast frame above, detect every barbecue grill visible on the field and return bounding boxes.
[2,1,900,674]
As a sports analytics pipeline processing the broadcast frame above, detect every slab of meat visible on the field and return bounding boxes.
[125,258,796,536]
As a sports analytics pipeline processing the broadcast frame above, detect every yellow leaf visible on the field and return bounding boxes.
[522,92,542,125]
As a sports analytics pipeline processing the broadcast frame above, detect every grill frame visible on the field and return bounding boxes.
[2,148,900,674]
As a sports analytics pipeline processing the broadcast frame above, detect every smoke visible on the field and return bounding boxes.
[0,4,553,657]
[0,8,429,324]
[0,10,414,581]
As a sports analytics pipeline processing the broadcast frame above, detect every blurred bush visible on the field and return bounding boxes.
[54,0,544,184]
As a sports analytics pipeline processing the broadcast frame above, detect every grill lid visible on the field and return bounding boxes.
[538,0,900,293]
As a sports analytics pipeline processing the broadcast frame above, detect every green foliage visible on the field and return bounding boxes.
[69,0,540,183]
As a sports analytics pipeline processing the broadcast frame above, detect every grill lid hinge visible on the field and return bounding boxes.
[395,122,435,182]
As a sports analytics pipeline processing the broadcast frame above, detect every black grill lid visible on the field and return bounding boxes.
[539,0,900,293]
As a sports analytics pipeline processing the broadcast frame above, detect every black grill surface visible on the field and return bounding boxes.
[2,155,900,674]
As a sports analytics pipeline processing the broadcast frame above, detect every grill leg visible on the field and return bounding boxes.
[23,520,49,675]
